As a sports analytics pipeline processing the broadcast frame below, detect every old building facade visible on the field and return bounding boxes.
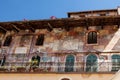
[0,7,120,80]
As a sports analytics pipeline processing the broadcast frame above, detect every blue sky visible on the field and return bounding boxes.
[0,0,120,22]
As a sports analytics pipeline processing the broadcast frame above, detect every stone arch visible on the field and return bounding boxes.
[61,78,70,80]
[59,76,72,80]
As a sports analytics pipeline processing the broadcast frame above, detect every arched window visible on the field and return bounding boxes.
[111,55,120,71]
[35,34,44,46]
[61,78,70,80]
[87,31,97,44]
[86,54,98,72]
[65,55,75,72]
[3,35,12,46]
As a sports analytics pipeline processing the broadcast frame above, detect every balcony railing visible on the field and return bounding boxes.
[0,62,119,73]
[0,53,120,73]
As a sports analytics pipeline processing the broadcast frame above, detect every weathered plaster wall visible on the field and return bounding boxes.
[30,26,117,53]
[0,25,119,70]
[0,25,118,54]
[0,73,114,80]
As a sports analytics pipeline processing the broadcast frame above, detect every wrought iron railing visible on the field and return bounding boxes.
[0,53,120,73]
[0,62,119,73]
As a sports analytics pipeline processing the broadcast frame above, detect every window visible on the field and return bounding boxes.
[3,35,12,46]
[65,55,75,72]
[86,54,98,72]
[35,34,44,46]
[111,55,120,71]
[87,31,97,44]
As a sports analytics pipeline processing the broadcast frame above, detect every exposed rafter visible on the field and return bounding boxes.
[27,22,35,32]
[85,19,89,30]
[11,24,20,32]
[63,20,70,31]
[0,26,7,33]
[0,16,120,30]
[47,23,53,32]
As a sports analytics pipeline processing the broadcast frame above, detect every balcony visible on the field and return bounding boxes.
[0,52,120,73]
[0,62,119,73]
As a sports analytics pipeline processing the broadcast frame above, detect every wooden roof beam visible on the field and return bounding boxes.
[84,19,89,30]
[29,27,35,32]
[11,24,20,32]
[63,20,71,31]
[47,23,53,32]
[0,26,7,33]
[27,22,35,32]
[65,26,70,31]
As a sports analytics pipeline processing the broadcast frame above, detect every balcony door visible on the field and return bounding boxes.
[112,55,120,71]
[65,55,75,72]
[86,54,98,72]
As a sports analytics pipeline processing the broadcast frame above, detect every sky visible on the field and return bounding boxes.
[0,0,120,22]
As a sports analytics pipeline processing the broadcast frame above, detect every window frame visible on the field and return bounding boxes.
[3,35,12,46]
[85,54,98,72]
[35,34,45,46]
[86,31,98,45]
[111,54,120,72]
